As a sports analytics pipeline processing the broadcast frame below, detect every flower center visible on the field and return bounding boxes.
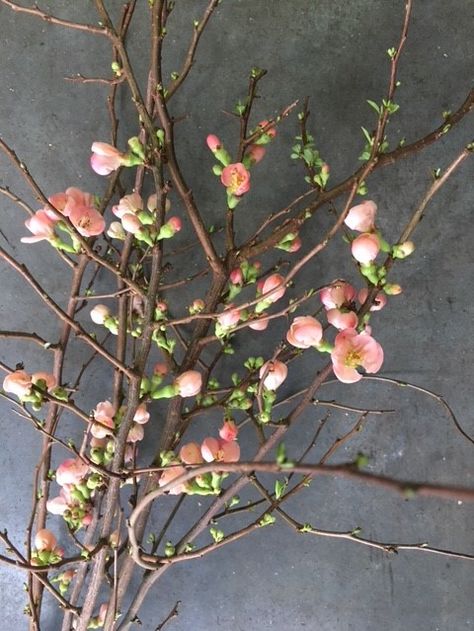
[344,350,362,368]
[229,169,245,192]
[78,217,91,229]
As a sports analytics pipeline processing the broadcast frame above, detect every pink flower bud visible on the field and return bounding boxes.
[175,371,202,397]
[288,236,302,252]
[190,298,205,313]
[3,370,32,397]
[159,465,188,494]
[153,362,168,376]
[221,163,250,196]
[217,304,241,329]
[259,360,288,390]
[249,316,269,331]
[114,193,143,218]
[351,233,380,264]
[261,274,286,303]
[206,134,222,152]
[90,304,110,325]
[219,419,238,442]
[246,144,266,164]
[344,200,377,232]
[320,282,356,310]
[121,212,142,234]
[21,210,56,243]
[90,142,125,176]
[358,288,387,311]
[167,216,182,233]
[326,308,359,331]
[34,529,57,552]
[179,442,203,464]
[46,495,68,516]
[286,316,323,348]
[229,268,244,285]
[56,458,89,487]
[91,401,116,439]
[133,403,150,424]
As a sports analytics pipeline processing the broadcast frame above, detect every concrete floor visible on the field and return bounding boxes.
[0,1,473,629]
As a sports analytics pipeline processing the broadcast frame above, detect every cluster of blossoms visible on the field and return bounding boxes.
[46,457,95,530]
[206,119,276,208]
[31,529,63,567]
[158,419,240,495]
[2,369,66,410]
[21,187,105,248]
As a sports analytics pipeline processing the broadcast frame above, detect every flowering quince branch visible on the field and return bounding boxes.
[0,2,473,630]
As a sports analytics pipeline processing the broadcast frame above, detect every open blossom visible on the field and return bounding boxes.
[358,288,387,311]
[320,282,356,310]
[133,403,150,425]
[113,192,143,218]
[351,233,380,264]
[21,210,56,243]
[175,371,202,397]
[261,273,286,303]
[326,308,359,331]
[201,437,240,463]
[179,442,203,465]
[219,419,238,442]
[127,423,144,443]
[286,316,323,348]
[344,200,377,232]
[90,304,110,325]
[47,187,94,220]
[3,370,32,397]
[69,205,105,237]
[217,304,241,329]
[221,162,250,196]
[56,458,89,487]
[249,315,269,331]
[331,328,384,384]
[259,360,288,390]
[92,400,116,439]
[90,142,125,175]
[159,465,188,495]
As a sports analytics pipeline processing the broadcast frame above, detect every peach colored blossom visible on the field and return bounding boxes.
[201,437,240,463]
[175,370,202,397]
[121,212,142,234]
[248,316,269,331]
[320,282,356,310]
[179,442,203,465]
[257,120,277,138]
[90,304,110,325]
[246,144,266,164]
[259,360,288,390]
[47,192,68,218]
[288,236,302,252]
[159,465,188,494]
[69,205,105,237]
[133,403,150,425]
[261,273,286,303]
[358,288,387,311]
[206,134,222,152]
[3,370,32,397]
[344,200,377,232]
[326,308,359,330]
[90,142,124,175]
[351,233,380,264]
[113,192,143,218]
[21,210,56,243]
[217,304,241,329]
[219,419,238,442]
[31,371,56,391]
[167,216,182,233]
[34,529,57,552]
[331,328,383,384]
[127,423,144,443]
[286,316,323,348]
[92,401,116,439]
[56,458,89,487]
[46,494,69,516]
[221,162,250,196]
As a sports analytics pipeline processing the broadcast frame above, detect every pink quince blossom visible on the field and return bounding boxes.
[331,328,384,384]
[201,437,240,463]
[179,442,203,465]
[358,288,387,311]
[32,372,57,391]
[288,236,302,252]
[249,315,269,331]
[127,423,144,443]
[206,134,222,152]
[113,192,143,219]
[221,163,250,196]
[219,419,238,442]
[344,200,377,232]
[351,233,380,264]
[167,216,182,233]
[217,304,241,329]
[286,316,323,348]
[229,268,244,285]
[69,205,105,237]
[121,213,142,234]
[133,403,150,425]
[259,360,288,390]
[3,370,32,397]
[21,210,56,243]
[46,493,69,516]
[326,308,359,331]
[320,282,356,310]
[90,142,125,175]
[246,144,266,164]
[159,465,188,495]
[91,400,116,439]
[56,458,89,487]
[261,273,286,303]
[175,371,202,397]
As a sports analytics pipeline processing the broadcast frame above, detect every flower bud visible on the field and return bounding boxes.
[90,304,111,325]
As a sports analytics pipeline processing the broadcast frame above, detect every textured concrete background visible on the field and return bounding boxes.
[0,1,473,630]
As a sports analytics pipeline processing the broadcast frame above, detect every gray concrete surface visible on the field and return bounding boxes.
[0,1,473,630]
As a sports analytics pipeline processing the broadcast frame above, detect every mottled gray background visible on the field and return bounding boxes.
[0,1,473,630]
